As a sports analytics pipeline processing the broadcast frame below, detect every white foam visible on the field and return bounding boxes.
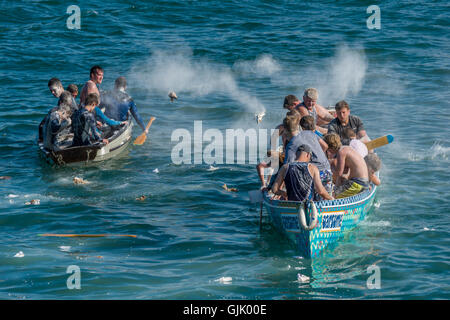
[59,246,71,252]
[297,274,310,283]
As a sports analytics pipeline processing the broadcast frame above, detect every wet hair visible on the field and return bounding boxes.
[57,91,73,113]
[285,113,301,134]
[283,95,299,109]
[90,65,103,77]
[303,88,318,100]
[323,133,342,151]
[66,84,78,95]
[365,153,382,172]
[343,127,356,139]
[48,78,62,88]
[114,76,127,89]
[335,100,350,111]
[85,93,99,107]
[300,115,315,131]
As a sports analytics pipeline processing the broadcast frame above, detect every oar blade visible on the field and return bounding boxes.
[365,135,394,150]
[133,132,147,145]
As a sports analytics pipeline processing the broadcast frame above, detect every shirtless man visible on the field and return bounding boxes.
[323,133,369,199]
[296,88,334,135]
[79,65,104,107]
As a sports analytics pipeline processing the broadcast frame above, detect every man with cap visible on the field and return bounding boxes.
[296,88,334,135]
[271,144,333,201]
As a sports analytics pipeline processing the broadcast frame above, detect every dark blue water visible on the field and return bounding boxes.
[0,0,449,299]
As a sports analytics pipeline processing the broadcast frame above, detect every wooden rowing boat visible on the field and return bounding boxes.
[37,118,133,165]
[262,183,377,258]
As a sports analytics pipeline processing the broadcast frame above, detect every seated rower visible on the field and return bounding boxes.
[72,93,111,147]
[101,76,148,134]
[364,153,382,186]
[43,91,73,151]
[323,133,369,199]
[284,115,332,196]
[296,88,334,136]
[271,144,333,201]
[327,100,368,145]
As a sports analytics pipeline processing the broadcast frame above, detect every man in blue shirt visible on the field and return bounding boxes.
[101,76,148,134]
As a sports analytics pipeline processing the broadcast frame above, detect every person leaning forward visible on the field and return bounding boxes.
[272,144,333,201]
[72,93,109,147]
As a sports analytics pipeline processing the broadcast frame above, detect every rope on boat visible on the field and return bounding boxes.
[298,200,318,231]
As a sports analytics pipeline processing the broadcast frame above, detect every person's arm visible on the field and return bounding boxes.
[95,107,123,126]
[256,162,270,187]
[335,149,347,186]
[129,100,146,132]
[369,171,381,186]
[316,105,335,123]
[354,116,367,139]
[318,137,328,152]
[310,164,333,200]
[327,120,337,135]
[271,164,288,198]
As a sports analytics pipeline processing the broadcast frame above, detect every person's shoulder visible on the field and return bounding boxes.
[328,117,339,127]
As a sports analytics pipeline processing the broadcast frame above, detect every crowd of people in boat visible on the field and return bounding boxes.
[257,88,382,201]
[41,65,148,151]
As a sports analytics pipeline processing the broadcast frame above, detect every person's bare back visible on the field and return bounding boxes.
[336,146,368,182]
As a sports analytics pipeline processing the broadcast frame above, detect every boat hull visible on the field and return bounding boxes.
[38,121,133,165]
[263,185,377,258]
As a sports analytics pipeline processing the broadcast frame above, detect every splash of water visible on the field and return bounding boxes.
[128,48,266,114]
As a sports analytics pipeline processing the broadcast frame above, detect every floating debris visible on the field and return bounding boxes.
[168,91,178,102]
[423,227,435,231]
[215,276,232,284]
[222,184,238,192]
[14,251,24,258]
[255,111,265,124]
[7,194,19,198]
[153,168,159,173]
[25,199,40,205]
[297,274,310,283]
[207,165,219,171]
[0,176,11,180]
[73,177,88,184]
[136,195,147,201]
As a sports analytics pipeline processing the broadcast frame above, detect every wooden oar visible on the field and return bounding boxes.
[365,134,394,150]
[133,117,155,145]
[39,234,137,238]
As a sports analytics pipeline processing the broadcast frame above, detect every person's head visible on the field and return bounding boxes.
[300,115,315,131]
[48,78,64,98]
[90,65,104,84]
[114,76,127,91]
[335,100,350,123]
[285,112,301,135]
[296,144,312,161]
[303,88,318,109]
[343,127,356,140]
[365,153,382,174]
[323,133,342,153]
[57,91,73,114]
[66,84,78,98]
[283,94,300,110]
[84,93,100,111]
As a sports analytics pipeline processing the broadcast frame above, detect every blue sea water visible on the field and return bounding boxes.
[0,0,449,299]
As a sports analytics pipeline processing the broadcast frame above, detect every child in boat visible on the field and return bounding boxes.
[365,153,381,186]
[43,91,73,151]
[324,133,369,199]
[72,93,110,146]
[67,84,78,99]
[344,127,368,158]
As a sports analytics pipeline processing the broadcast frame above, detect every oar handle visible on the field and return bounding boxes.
[145,117,156,131]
